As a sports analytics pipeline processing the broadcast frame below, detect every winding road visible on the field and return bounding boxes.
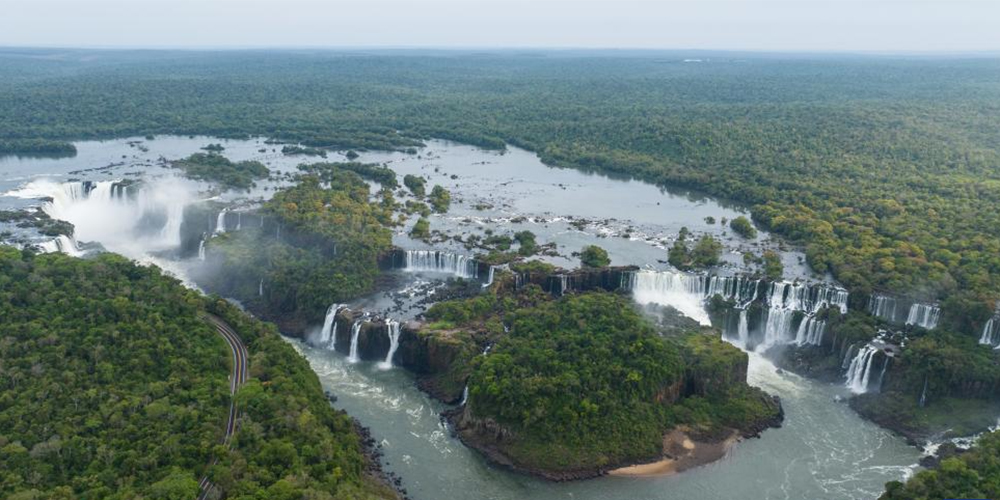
[198,314,249,500]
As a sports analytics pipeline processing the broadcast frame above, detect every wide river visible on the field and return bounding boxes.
[0,136,921,500]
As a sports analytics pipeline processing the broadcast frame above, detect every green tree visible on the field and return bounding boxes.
[404,174,426,197]
[763,250,783,280]
[429,185,451,213]
[730,216,757,239]
[580,245,610,268]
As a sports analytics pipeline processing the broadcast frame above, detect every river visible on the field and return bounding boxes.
[0,136,921,500]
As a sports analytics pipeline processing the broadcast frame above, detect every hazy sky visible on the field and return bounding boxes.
[1,0,998,53]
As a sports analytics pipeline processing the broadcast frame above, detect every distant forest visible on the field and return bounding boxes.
[2,49,1000,313]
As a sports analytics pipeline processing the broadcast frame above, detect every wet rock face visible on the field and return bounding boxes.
[330,309,396,362]
[508,266,639,295]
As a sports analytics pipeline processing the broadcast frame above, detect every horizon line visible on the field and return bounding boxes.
[1,44,1000,58]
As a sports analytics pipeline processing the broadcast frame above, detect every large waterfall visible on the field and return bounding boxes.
[379,319,402,370]
[980,317,1000,348]
[8,178,195,255]
[754,281,844,351]
[628,269,714,325]
[627,270,847,339]
[402,250,479,279]
[906,303,940,330]
[845,344,880,394]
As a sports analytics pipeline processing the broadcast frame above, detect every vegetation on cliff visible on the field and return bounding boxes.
[202,172,393,327]
[421,284,780,476]
[0,246,394,499]
[881,430,1000,500]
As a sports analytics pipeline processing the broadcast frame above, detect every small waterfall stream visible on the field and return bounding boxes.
[379,319,402,370]
[348,320,364,363]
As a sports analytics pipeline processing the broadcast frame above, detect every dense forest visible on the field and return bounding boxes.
[426,285,781,476]
[0,246,395,499]
[1,49,1000,314]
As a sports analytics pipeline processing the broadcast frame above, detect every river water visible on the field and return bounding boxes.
[0,136,921,500]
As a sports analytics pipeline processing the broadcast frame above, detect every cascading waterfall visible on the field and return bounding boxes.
[845,344,880,394]
[979,317,1000,348]
[906,303,940,330]
[379,319,402,370]
[319,304,343,348]
[794,316,826,346]
[235,212,241,230]
[258,279,264,297]
[348,320,364,363]
[198,238,206,260]
[402,250,479,279]
[869,293,899,322]
[460,385,469,406]
[215,209,227,234]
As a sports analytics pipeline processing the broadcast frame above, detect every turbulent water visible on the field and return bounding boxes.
[0,136,925,500]
[295,341,919,500]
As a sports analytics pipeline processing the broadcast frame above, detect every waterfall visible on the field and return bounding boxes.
[979,317,1000,348]
[877,356,890,392]
[8,178,193,254]
[706,275,761,307]
[906,303,940,330]
[841,343,858,370]
[379,319,402,370]
[761,309,797,348]
[737,308,750,348]
[845,344,880,394]
[38,235,83,256]
[919,376,929,408]
[402,250,479,279]
[460,385,469,406]
[235,212,241,230]
[215,209,227,234]
[869,293,899,322]
[258,279,264,297]
[558,275,569,296]
[348,320,363,363]
[794,316,826,346]
[482,266,496,288]
[627,269,712,325]
[319,304,343,348]
[198,238,206,261]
